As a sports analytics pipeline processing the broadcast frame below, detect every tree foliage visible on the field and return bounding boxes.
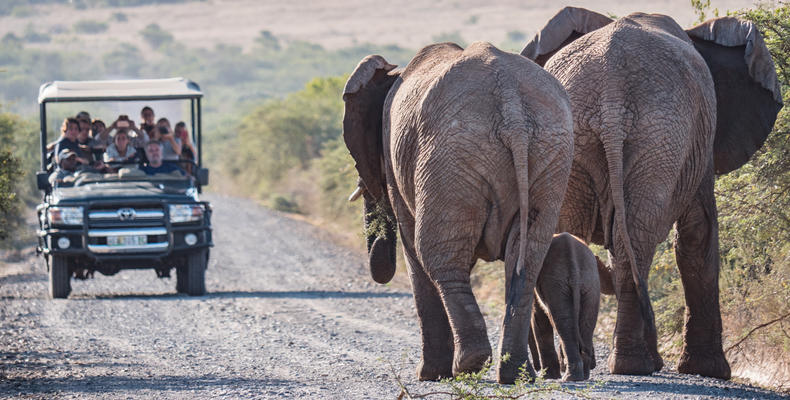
[229,77,346,202]
[0,108,25,240]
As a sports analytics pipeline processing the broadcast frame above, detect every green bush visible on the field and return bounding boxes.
[0,108,26,240]
[229,76,345,199]
[102,43,145,76]
[73,20,109,34]
[139,23,173,49]
[23,24,51,43]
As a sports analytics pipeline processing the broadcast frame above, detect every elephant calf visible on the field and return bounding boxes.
[528,233,600,381]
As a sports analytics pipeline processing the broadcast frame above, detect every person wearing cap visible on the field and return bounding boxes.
[50,148,106,186]
[139,141,185,176]
[49,149,80,185]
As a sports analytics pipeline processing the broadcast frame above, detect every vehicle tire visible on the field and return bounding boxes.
[185,249,207,296]
[175,265,187,293]
[49,256,71,299]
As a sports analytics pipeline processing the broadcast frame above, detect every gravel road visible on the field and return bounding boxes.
[1,193,786,399]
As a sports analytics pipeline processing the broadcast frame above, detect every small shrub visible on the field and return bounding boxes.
[255,30,280,51]
[73,20,109,34]
[48,24,68,35]
[23,24,51,43]
[112,12,128,22]
[139,23,173,49]
[103,43,144,76]
[271,194,301,214]
[393,356,603,399]
[506,30,527,43]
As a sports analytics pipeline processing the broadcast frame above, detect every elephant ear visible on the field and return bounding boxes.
[343,55,399,201]
[521,7,613,66]
[686,17,784,175]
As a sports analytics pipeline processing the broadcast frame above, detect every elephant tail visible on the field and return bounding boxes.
[504,134,531,320]
[601,136,657,346]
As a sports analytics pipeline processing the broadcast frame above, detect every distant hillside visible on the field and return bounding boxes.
[0,0,757,56]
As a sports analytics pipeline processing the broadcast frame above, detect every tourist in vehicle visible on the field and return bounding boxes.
[53,118,89,165]
[140,140,185,176]
[75,118,107,168]
[89,119,112,151]
[174,121,196,172]
[103,129,137,163]
[49,148,103,185]
[77,118,92,146]
[76,110,91,122]
[108,114,148,149]
[140,106,156,137]
[149,118,182,161]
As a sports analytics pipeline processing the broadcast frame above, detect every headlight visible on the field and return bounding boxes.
[47,206,84,225]
[169,204,204,223]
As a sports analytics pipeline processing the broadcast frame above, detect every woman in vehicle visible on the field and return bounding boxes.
[103,129,137,164]
[174,121,197,171]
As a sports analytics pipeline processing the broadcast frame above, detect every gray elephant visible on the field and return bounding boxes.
[528,233,600,381]
[342,42,574,383]
[521,8,783,379]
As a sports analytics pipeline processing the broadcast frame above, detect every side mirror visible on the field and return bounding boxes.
[36,171,51,191]
[197,168,209,186]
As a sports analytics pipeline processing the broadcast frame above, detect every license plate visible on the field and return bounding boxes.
[107,235,147,247]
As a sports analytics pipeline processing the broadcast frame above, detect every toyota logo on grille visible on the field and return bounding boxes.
[118,208,136,221]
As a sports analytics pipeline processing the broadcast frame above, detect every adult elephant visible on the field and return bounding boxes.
[521,7,783,379]
[343,42,574,383]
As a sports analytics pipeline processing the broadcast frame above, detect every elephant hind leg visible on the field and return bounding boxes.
[404,244,455,381]
[675,173,730,380]
[415,213,491,377]
[393,196,454,381]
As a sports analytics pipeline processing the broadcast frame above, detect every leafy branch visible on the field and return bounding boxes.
[389,356,603,400]
[725,311,790,354]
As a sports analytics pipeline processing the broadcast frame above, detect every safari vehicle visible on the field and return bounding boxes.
[35,78,212,298]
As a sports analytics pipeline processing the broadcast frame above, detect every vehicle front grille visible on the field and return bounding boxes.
[86,205,169,254]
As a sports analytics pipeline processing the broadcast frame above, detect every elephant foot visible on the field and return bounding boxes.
[452,343,491,376]
[607,350,656,375]
[542,365,561,380]
[417,357,453,381]
[677,344,731,380]
[497,354,535,384]
[650,348,664,373]
[561,361,586,381]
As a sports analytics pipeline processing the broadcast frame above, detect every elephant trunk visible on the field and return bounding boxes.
[363,193,397,284]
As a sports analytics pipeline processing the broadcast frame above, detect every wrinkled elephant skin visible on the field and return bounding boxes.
[343,42,574,383]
